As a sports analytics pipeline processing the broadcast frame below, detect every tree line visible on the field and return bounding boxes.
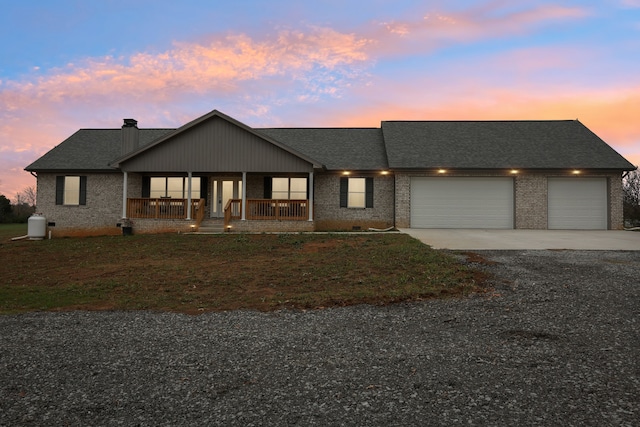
[624,170,640,227]
[0,186,36,223]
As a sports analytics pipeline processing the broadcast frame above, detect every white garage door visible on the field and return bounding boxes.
[548,178,607,229]
[410,177,514,229]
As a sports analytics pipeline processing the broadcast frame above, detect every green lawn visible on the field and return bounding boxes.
[0,229,488,314]
[0,223,27,241]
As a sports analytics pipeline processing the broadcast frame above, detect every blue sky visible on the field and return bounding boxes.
[1,0,639,200]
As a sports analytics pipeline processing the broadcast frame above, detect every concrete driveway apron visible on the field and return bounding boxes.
[400,229,640,250]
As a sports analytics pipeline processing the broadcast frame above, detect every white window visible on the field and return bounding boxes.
[271,177,307,199]
[340,177,373,209]
[272,178,290,199]
[63,176,81,205]
[150,177,200,199]
[290,178,307,199]
[56,175,86,206]
[348,178,366,208]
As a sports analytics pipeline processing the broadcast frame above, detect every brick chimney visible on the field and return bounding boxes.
[121,118,139,155]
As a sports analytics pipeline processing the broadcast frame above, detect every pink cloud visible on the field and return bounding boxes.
[0,27,369,117]
[0,26,373,201]
[368,4,589,56]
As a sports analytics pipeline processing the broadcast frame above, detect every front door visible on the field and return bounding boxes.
[211,179,243,218]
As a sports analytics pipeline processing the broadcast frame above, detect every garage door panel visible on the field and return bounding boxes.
[548,178,607,229]
[411,177,514,229]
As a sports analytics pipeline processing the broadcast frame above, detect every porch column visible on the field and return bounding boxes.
[122,171,128,218]
[186,172,192,220]
[241,171,247,220]
[308,171,314,221]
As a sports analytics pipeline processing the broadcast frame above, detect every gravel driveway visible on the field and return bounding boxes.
[1,250,638,426]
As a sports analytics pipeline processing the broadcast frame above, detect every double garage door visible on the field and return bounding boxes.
[411,177,514,229]
[410,177,607,229]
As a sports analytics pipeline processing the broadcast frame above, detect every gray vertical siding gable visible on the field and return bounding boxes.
[120,116,313,173]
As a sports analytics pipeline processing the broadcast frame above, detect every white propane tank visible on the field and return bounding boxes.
[28,213,47,240]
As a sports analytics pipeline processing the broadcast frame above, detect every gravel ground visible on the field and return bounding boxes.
[1,250,638,426]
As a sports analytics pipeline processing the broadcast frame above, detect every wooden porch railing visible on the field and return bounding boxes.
[127,198,205,220]
[224,199,309,228]
[194,198,206,228]
[223,199,238,229]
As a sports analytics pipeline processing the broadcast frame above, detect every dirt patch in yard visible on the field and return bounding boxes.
[0,232,489,314]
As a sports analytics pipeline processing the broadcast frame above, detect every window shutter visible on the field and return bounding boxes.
[79,176,87,205]
[339,177,348,207]
[365,177,374,208]
[142,176,151,198]
[55,176,64,205]
[264,177,272,199]
[199,177,208,201]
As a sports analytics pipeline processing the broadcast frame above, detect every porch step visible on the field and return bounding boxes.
[197,219,225,233]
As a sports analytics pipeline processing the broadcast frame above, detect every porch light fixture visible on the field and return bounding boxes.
[510,169,519,174]
[437,169,447,174]
[342,171,351,175]
[572,170,581,175]
[381,170,389,175]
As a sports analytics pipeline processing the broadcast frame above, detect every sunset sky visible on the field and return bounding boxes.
[1,0,639,202]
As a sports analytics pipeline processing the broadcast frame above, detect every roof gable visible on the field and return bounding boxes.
[112,110,321,172]
[382,120,636,170]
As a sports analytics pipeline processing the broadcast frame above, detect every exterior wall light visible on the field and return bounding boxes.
[381,170,389,175]
[572,170,581,175]
[510,169,519,174]
[437,169,447,174]
[342,171,351,175]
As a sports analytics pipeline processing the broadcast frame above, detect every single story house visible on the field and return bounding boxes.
[25,109,636,236]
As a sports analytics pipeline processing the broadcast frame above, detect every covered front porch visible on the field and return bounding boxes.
[113,110,321,233]
[122,173,315,233]
[125,196,312,231]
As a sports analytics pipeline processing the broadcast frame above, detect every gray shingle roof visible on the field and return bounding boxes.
[382,120,636,170]
[25,129,174,171]
[257,128,387,170]
[25,117,635,173]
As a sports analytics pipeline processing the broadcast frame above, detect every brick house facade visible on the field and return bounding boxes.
[26,110,635,236]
